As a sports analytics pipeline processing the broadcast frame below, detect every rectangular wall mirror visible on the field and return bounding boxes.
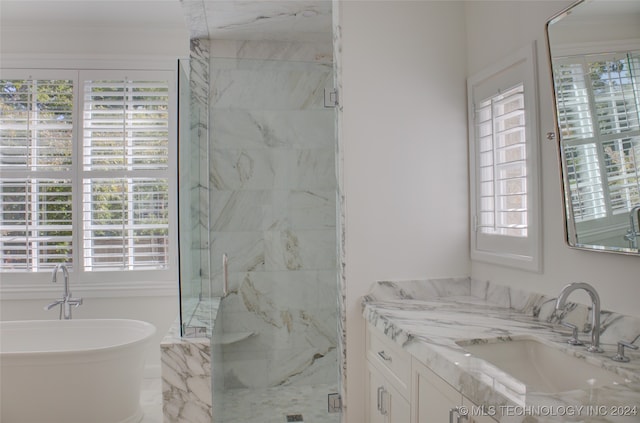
[546,0,640,254]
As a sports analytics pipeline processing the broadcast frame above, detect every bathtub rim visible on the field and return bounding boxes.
[0,318,156,358]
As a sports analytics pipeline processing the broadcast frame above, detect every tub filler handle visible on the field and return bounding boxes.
[222,253,229,297]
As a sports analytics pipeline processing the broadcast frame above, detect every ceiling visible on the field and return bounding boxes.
[0,0,333,43]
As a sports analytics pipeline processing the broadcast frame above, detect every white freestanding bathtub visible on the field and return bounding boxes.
[0,319,156,423]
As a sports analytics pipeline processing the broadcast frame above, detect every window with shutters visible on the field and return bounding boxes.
[468,43,541,271]
[475,84,528,238]
[0,69,176,285]
[552,51,640,234]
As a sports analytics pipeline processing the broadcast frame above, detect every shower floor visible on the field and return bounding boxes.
[220,383,341,423]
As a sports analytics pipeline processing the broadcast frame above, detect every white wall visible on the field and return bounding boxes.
[0,0,189,58]
[339,2,469,420]
[0,1,189,374]
[466,1,640,318]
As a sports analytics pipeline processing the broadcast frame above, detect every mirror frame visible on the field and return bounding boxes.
[545,0,640,256]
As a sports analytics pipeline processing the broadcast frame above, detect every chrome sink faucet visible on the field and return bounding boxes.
[45,263,83,320]
[623,205,640,249]
[555,282,603,353]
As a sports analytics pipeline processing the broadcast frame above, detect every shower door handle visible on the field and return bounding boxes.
[222,253,229,297]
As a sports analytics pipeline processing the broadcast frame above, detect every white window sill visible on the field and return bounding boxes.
[0,280,177,300]
[471,249,541,273]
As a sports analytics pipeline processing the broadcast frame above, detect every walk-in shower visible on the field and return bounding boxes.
[177,38,340,422]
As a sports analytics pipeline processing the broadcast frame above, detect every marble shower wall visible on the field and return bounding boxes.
[208,40,338,389]
[191,39,213,300]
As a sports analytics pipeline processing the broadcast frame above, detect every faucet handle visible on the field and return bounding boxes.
[44,299,64,311]
[611,340,639,363]
[560,321,584,346]
[68,297,83,307]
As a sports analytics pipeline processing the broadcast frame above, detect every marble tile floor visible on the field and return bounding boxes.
[140,377,163,423]
[220,383,341,423]
[140,378,339,423]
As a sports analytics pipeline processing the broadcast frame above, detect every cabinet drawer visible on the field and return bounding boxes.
[366,324,411,394]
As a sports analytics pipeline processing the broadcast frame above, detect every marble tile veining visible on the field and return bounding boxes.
[207,41,338,391]
[185,1,333,44]
[175,33,343,422]
[363,278,640,423]
[219,384,340,423]
[161,298,220,423]
[161,296,341,422]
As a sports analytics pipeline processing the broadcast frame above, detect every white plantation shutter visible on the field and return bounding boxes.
[553,52,640,223]
[82,79,169,171]
[0,69,174,278]
[603,137,640,214]
[0,179,73,271]
[554,62,595,141]
[475,84,528,237]
[562,143,606,221]
[82,77,170,271]
[82,178,169,270]
[0,75,75,271]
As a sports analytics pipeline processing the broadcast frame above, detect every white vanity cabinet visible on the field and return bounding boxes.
[412,357,462,422]
[365,324,411,422]
[462,397,499,423]
[366,322,498,423]
[413,358,497,423]
[367,362,411,422]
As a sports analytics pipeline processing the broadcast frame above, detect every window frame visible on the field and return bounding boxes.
[468,42,542,272]
[0,64,178,298]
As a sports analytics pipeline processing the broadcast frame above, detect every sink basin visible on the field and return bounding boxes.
[456,337,628,393]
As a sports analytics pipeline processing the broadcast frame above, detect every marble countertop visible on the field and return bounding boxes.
[362,278,640,423]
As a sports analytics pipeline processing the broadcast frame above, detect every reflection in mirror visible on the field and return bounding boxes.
[547,0,640,254]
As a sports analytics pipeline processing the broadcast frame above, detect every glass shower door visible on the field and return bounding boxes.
[209,56,340,423]
[177,58,212,338]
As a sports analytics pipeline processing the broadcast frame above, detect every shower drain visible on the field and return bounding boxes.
[286,414,304,422]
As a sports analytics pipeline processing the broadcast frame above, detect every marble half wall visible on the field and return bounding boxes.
[161,299,219,423]
[207,40,339,389]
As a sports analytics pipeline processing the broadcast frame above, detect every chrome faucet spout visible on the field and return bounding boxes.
[624,205,640,249]
[48,263,82,320]
[52,263,70,297]
[555,282,603,353]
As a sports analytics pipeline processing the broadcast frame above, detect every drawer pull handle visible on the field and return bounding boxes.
[377,350,392,362]
[450,406,468,423]
[377,386,388,415]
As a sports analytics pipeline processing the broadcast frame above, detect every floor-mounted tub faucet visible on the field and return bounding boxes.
[555,282,603,353]
[45,263,83,320]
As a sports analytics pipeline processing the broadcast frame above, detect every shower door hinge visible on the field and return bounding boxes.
[324,88,339,108]
[327,392,342,413]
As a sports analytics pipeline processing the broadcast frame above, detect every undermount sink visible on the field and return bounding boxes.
[456,337,629,393]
